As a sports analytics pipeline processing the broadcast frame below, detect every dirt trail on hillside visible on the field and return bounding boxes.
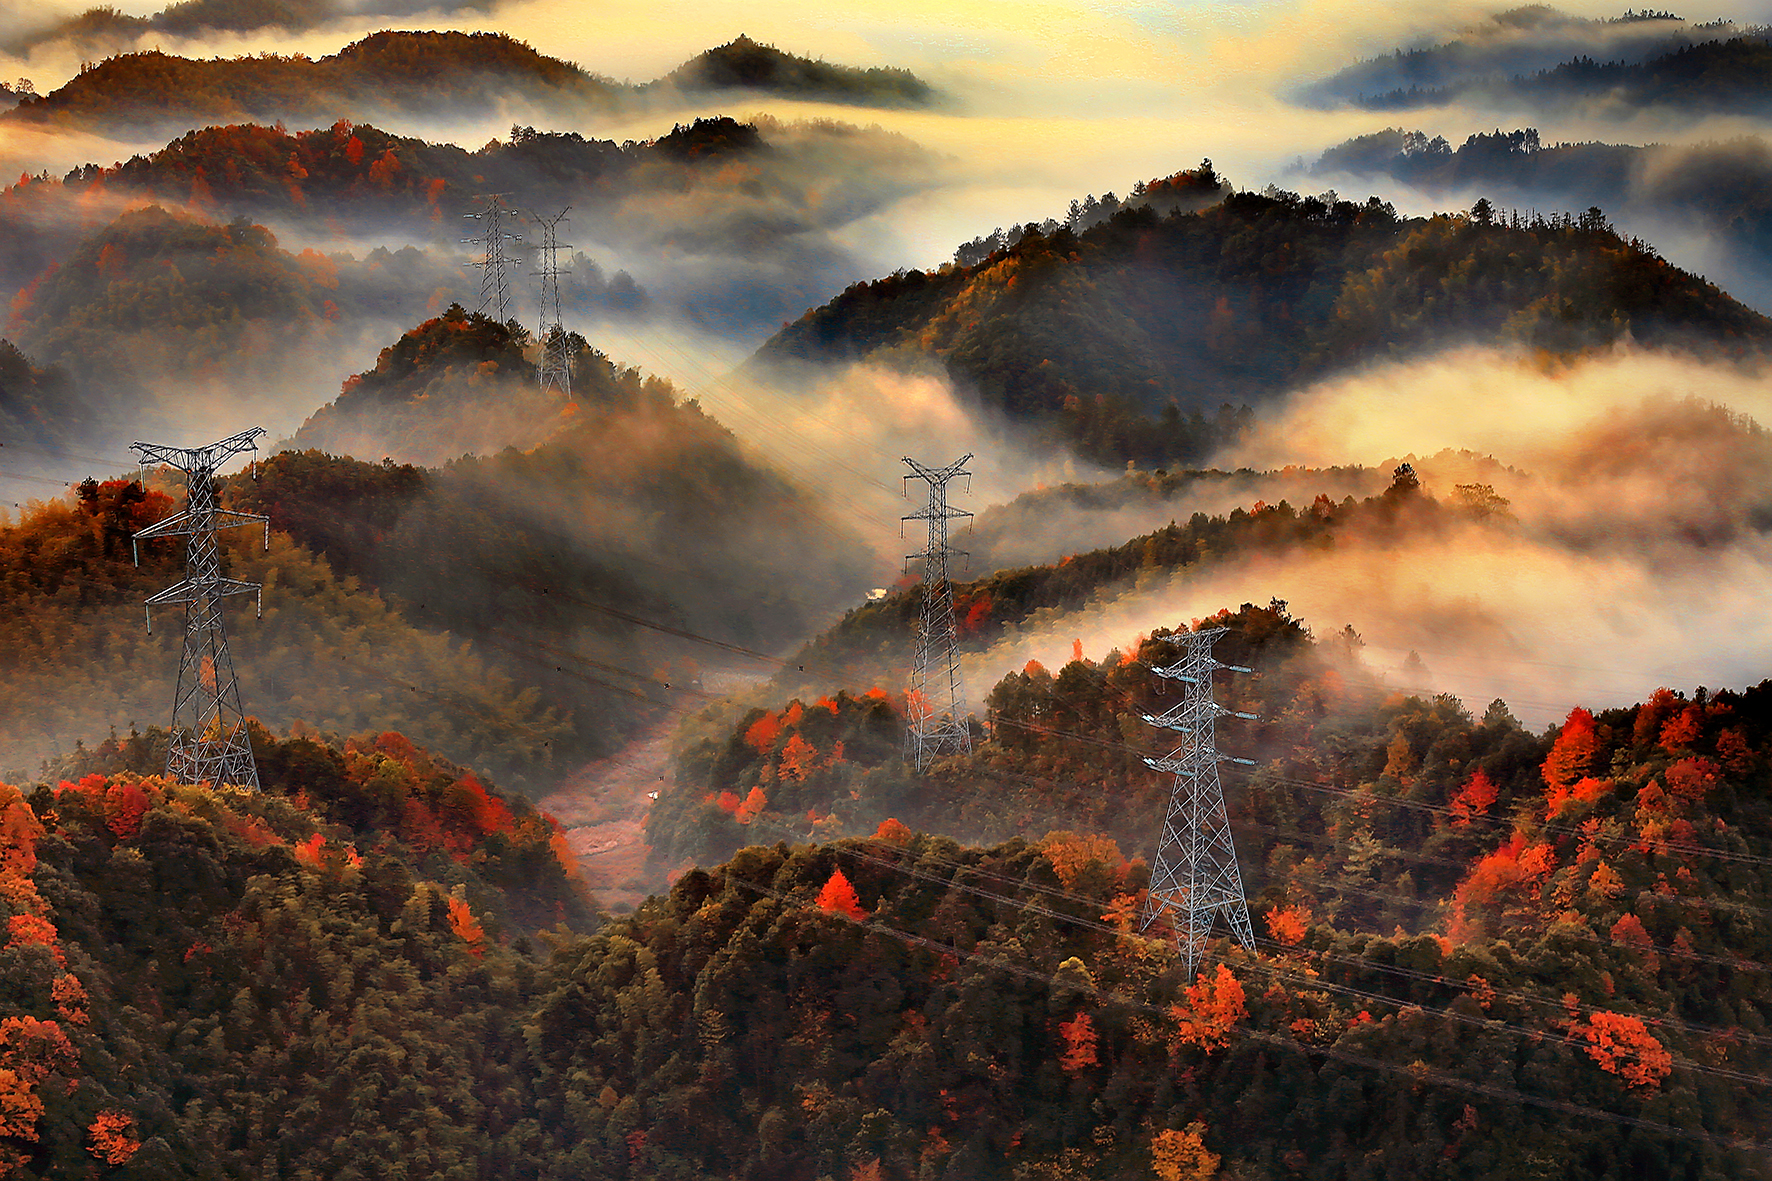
[537,715,681,912]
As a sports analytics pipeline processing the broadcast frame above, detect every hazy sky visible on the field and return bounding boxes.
[15,0,1772,271]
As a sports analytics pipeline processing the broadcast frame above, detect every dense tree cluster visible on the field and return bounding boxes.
[0,727,595,1178]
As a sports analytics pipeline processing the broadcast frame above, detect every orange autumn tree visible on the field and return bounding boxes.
[1171,965,1245,1052]
[1542,707,1596,797]
[816,868,866,920]
[87,1111,139,1166]
[1151,1123,1219,1181]
[1447,769,1497,827]
[1057,1012,1098,1075]
[1040,831,1125,889]
[778,734,819,782]
[445,891,485,957]
[735,786,767,824]
[1264,905,1309,946]
[1575,1011,1672,1088]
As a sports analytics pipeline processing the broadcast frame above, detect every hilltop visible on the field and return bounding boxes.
[756,176,1772,466]
[653,34,936,106]
[3,30,938,135]
[4,30,617,133]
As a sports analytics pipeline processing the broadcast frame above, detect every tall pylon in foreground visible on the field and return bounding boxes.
[1141,626,1258,978]
[530,206,573,395]
[463,194,521,322]
[131,429,269,790]
[902,454,973,769]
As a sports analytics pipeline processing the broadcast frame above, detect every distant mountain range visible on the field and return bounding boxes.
[2,31,939,135]
[1305,8,1772,117]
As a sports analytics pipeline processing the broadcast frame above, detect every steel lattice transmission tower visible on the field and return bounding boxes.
[1141,626,1258,978]
[131,429,269,790]
[530,206,573,395]
[901,454,974,769]
[462,194,522,322]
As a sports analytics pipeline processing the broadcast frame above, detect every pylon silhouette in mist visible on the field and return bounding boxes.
[132,429,269,790]
[1141,626,1258,978]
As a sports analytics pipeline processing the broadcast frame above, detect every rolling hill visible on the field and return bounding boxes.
[755,178,1772,466]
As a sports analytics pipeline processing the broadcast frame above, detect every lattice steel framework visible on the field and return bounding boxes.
[463,194,521,322]
[131,429,269,790]
[1141,626,1258,978]
[530,207,574,395]
[902,454,973,768]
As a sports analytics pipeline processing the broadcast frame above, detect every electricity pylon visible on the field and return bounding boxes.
[1141,626,1258,978]
[131,429,269,790]
[463,194,521,322]
[530,206,573,395]
[902,454,973,769]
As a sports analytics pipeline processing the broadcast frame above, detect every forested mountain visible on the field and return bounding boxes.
[0,113,933,336]
[270,304,872,636]
[1301,7,1749,113]
[652,35,936,106]
[0,299,874,785]
[542,604,1772,1176]
[6,605,1772,1177]
[0,478,590,790]
[1335,24,1772,115]
[0,343,86,457]
[0,204,487,451]
[0,728,597,1177]
[1,29,936,135]
[4,31,618,133]
[1314,127,1772,307]
[756,183,1771,465]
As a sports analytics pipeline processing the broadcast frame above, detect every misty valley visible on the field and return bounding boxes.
[5,5,1772,1180]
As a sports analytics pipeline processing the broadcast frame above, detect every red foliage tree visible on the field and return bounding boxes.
[1057,1011,1098,1075]
[1659,705,1702,752]
[1171,964,1245,1051]
[874,817,912,845]
[744,711,782,754]
[102,782,149,839]
[88,1111,139,1165]
[1448,769,1497,826]
[1543,707,1596,795]
[778,734,819,782]
[1663,756,1719,804]
[816,868,866,920]
[1577,1011,1672,1088]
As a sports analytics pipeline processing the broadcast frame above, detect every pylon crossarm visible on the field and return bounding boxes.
[129,429,263,470]
[134,508,266,540]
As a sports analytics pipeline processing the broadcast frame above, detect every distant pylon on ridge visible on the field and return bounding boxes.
[530,206,574,396]
[462,194,522,322]
[131,428,270,791]
[1140,625,1258,979]
[901,454,974,769]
